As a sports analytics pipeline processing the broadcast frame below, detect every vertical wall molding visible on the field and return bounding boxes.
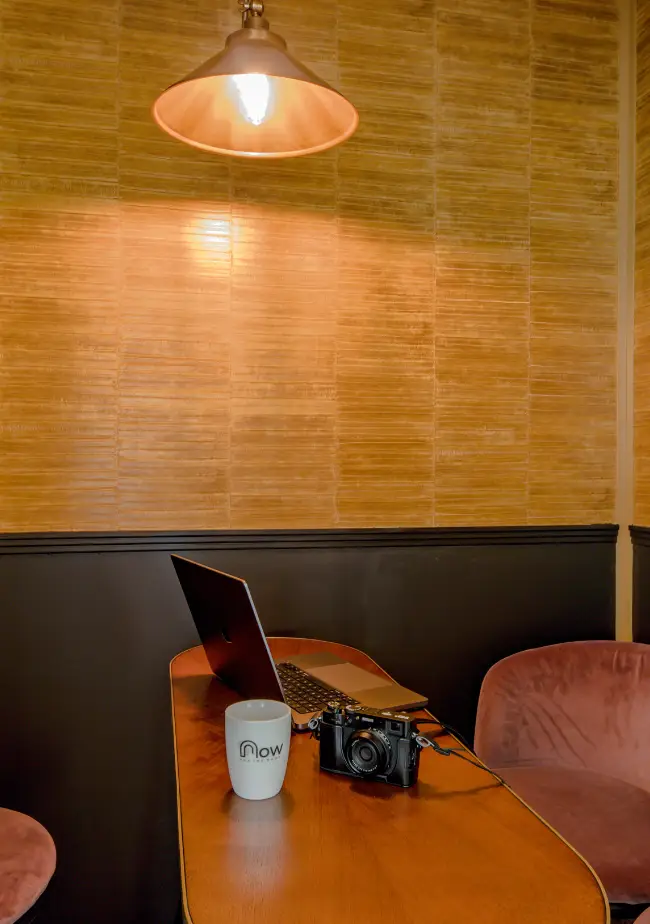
[617,0,636,640]
[635,0,650,526]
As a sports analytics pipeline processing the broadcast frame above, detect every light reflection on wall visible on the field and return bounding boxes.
[184,215,231,269]
[0,183,617,531]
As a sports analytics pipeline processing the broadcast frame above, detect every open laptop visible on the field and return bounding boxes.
[171,555,427,730]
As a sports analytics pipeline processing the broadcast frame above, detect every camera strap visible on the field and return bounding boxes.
[416,734,505,786]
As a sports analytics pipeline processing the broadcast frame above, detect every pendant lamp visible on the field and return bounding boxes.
[152,0,359,158]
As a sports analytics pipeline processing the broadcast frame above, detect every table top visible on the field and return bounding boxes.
[170,638,609,924]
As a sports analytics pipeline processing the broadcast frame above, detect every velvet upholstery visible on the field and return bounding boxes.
[475,641,650,905]
[0,810,55,924]
[492,766,650,904]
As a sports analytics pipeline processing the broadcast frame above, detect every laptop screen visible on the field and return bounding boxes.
[171,555,284,702]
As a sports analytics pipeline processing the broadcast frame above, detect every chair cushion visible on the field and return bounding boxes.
[0,809,56,924]
[498,765,650,905]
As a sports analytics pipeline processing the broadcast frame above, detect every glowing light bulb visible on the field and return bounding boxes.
[231,73,271,125]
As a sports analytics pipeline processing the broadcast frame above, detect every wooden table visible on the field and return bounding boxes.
[170,639,609,924]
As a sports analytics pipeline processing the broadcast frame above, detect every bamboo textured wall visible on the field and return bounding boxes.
[637,0,650,525]
[0,0,619,531]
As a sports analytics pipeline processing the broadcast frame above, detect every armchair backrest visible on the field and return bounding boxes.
[474,641,650,792]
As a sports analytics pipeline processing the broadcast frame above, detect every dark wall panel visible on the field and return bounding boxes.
[632,526,650,643]
[0,526,617,924]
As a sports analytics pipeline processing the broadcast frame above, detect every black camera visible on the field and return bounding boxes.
[310,701,421,787]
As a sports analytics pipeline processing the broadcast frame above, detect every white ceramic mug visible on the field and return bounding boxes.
[225,699,291,800]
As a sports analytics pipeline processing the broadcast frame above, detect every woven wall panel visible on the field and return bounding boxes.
[637,0,650,524]
[0,0,618,531]
[531,2,618,525]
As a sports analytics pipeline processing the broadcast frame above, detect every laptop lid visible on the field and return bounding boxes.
[171,555,284,702]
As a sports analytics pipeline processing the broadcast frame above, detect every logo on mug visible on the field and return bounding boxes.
[239,739,284,761]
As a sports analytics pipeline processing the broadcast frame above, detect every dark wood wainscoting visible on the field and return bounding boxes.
[632,526,650,643]
[0,525,617,924]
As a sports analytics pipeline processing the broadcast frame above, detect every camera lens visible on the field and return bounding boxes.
[346,730,391,776]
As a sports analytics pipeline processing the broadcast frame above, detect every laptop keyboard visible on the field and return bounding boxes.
[276,661,359,714]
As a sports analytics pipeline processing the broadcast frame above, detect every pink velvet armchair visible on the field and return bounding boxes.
[475,641,650,908]
[0,809,55,924]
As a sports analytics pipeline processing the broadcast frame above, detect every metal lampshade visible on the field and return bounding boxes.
[152,2,359,159]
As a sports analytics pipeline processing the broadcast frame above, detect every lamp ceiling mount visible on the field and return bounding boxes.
[238,0,266,25]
